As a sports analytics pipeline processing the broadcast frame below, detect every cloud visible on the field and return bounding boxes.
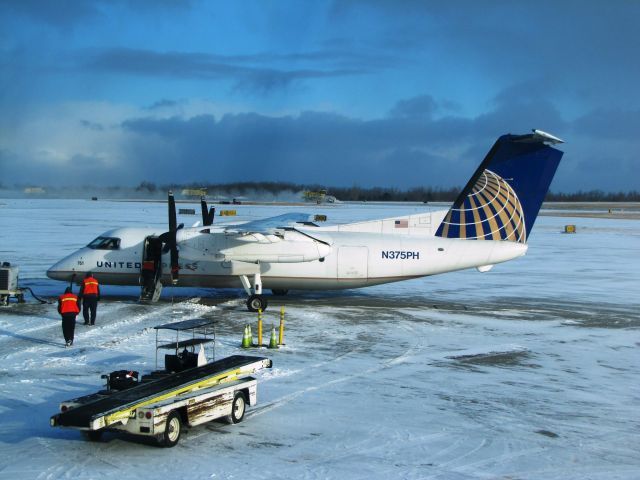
[144,99,181,110]
[117,108,481,188]
[2,85,637,192]
[389,95,438,118]
[0,0,194,28]
[572,108,640,141]
[0,0,102,28]
[80,119,104,131]
[79,48,373,94]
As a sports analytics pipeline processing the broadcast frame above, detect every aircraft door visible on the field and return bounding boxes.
[140,236,163,302]
[337,247,368,279]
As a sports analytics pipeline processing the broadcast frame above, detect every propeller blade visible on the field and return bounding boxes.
[201,196,215,226]
[168,191,179,284]
[168,191,177,233]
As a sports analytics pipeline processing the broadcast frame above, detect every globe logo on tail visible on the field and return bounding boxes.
[437,169,526,243]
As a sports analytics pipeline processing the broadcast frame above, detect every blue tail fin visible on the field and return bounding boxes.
[435,129,563,243]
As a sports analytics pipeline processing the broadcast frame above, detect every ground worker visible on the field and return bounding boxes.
[58,287,79,347]
[78,272,100,326]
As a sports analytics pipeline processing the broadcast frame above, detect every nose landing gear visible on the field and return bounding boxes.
[239,272,268,312]
[246,294,268,312]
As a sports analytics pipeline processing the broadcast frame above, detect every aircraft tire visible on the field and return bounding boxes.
[247,294,267,312]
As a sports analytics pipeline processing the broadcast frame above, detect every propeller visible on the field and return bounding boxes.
[159,191,180,285]
[200,196,215,226]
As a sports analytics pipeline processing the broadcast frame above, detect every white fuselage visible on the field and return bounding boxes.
[47,210,528,290]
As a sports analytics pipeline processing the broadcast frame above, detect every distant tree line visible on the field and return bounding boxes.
[134,181,640,202]
[3,181,637,202]
[544,190,640,202]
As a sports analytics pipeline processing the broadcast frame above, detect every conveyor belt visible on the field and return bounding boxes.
[52,355,271,429]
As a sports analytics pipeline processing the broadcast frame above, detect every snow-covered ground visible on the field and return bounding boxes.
[0,199,638,479]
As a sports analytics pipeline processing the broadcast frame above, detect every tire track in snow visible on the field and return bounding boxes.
[248,321,425,419]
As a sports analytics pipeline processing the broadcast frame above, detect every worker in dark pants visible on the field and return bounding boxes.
[78,272,100,326]
[58,287,79,347]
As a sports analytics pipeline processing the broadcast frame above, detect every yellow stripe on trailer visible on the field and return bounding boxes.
[103,368,244,426]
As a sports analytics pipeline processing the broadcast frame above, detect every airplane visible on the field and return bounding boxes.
[47,129,564,311]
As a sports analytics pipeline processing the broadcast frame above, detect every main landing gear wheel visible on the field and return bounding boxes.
[230,392,246,424]
[160,411,182,447]
[246,294,267,312]
[271,289,288,296]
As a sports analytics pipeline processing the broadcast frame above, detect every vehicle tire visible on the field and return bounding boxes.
[0,295,8,306]
[86,430,103,442]
[230,392,246,424]
[271,289,288,296]
[161,411,182,447]
[246,294,267,312]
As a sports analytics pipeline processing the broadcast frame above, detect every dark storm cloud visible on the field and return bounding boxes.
[145,99,184,110]
[0,0,101,28]
[4,87,636,192]
[332,1,640,108]
[119,104,481,188]
[112,87,635,192]
[389,95,438,118]
[572,108,640,141]
[80,119,104,131]
[0,0,194,28]
[81,48,370,93]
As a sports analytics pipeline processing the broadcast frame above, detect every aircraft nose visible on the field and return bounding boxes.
[46,265,69,281]
[46,257,78,282]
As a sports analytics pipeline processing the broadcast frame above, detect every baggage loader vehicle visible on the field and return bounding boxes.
[50,319,272,446]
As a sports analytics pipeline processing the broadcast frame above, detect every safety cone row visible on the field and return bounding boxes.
[241,316,282,349]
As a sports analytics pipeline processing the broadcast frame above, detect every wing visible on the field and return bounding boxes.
[223,213,313,235]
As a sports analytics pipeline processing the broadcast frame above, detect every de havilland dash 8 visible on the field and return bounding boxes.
[47,130,564,311]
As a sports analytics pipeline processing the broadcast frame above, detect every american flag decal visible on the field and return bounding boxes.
[395,220,408,228]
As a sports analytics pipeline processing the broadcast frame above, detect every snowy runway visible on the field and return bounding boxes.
[0,199,638,479]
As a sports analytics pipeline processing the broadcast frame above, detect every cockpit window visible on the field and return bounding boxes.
[87,236,121,250]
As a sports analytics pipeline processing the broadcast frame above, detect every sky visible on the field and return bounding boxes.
[0,0,638,192]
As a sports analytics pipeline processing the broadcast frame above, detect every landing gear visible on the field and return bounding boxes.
[271,289,288,296]
[240,271,269,312]
[247,294,268,312]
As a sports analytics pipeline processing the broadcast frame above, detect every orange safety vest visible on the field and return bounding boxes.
[59,293,80,314]
[83,277,99,295]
